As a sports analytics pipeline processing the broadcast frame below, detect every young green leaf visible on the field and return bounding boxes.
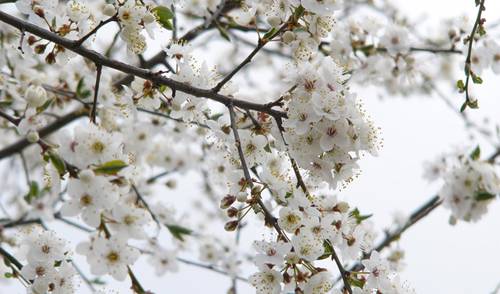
[93,160,128,175]
[166,224,192,241]
[152,6,174,30]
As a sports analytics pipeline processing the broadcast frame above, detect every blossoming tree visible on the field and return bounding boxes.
[0,0,499,293]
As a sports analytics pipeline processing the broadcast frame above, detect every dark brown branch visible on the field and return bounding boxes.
[74,15,117,47]
[227,104,287,241]
[90,64,102,123]
[331,244,353,294]
[0,108,87,160]
[339,147,500,280]
[113,0,236,87]
[213,23,287,92]
[0,11,285,119]
[0,109,21,125]
[0,246,24,270]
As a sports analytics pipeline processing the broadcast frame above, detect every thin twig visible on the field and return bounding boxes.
[90,64,102,123]
[0,11,286,119]
[461,0,486,111]
[0,108,87,160]
[74,15,117,47]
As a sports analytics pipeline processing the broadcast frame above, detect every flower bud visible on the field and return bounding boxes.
[78,169,95,183]
[143,13,156,24]
[224,220,239,231]
[34,7,45,18]
[45,52,56,64]
[25,85,48,108]
[27,36,37,46]
[227,207,239,218]
[220,195,236,209]
[103,4,116,17]
[448,215,457,226]
[336,201,349,213]
[166,179,177,188]
[34,44,47,54]
[26,130,39,143]
[267,16,281,28]
[282,31,296,44]
[236,191,248,202]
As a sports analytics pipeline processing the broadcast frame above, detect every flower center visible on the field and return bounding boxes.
[80,194,93,206]
[91,141,105,154]
[107,251,120,263]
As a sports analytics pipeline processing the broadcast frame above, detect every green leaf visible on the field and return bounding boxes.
[24,181,40,204]
[467,99,479,109]
[76,78,91,99]
[470,145,481,160]
[456,79,465,92]
[93,160,128,175]
[317,240,333,260]
[293,5,305,21]
[48,151,67,177]
[350,208,373,224]
[348,276,366,288]
[4,272,14,279]
[471,74,483,84]
[152,6,174,30]
[209,113,224,121]
[460,101,468,112]
[90,278,106,285]
[215,22,231,41]
[262,28,278,41]
[475,191,496,201]
[36,98,53,114]
[166,224,192,241]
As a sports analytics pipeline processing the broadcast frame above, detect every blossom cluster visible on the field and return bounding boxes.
[424,148,500,223]
[283,55,380,190]
[0,0,498,293]
[18,227,78,293]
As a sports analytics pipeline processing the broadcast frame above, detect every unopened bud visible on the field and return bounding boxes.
[220,195,236,209]
[25,84,48,108]
[282,31,296,44]
[34,44,47,54]
[227,207,239,218]
[166,179,177,188]
[27,36,37,46]
[267,16,281,28]
[143,13,156,24]
[103,4,116,17]
[34,7,45,18]
[448,215,457,226]
[26,131,39,143]
[236,191,248,202]
[224,220,239,231]
[45,52,56,64]
[336,201,350,213]
[78,169,95,182]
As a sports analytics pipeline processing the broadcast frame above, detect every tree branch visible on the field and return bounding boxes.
[0,108,87,160]
[0,11,285,119]
[90,64,102,123]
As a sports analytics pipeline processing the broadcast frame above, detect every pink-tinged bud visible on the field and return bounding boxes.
[227,207,238,218]
[34,7,45,18]
[224,220,239,231]
[220,195,236,209]
[45,52,56,64]
[27,36,37,45]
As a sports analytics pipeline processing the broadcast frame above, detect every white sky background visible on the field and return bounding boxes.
[2,0,500,293]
